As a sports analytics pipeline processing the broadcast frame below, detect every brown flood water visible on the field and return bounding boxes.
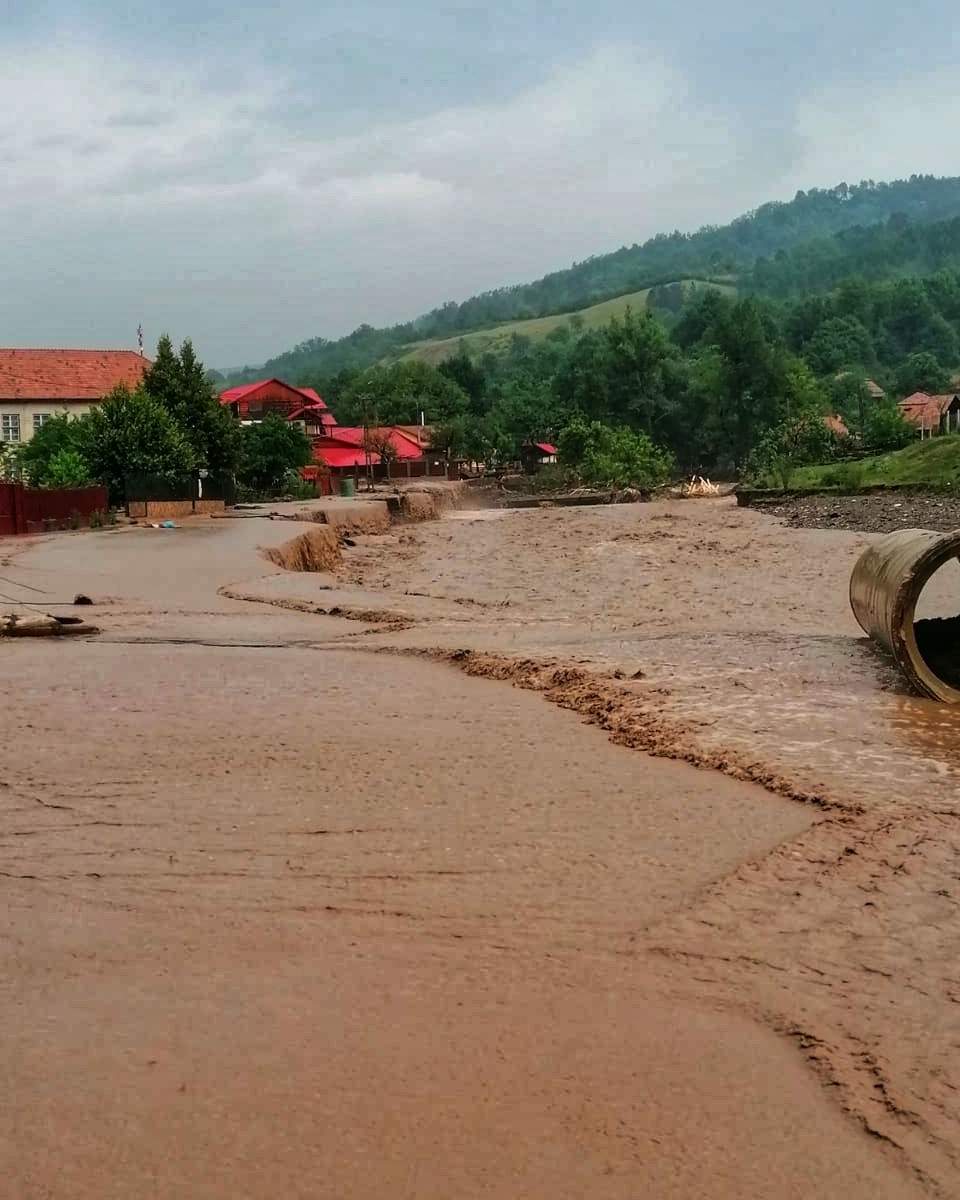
[1,499,957,1196]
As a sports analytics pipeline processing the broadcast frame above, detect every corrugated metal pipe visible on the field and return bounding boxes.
[850,528,960,702]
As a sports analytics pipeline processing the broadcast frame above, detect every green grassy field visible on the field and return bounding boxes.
[392,280,735,366]
[791,435,960,490]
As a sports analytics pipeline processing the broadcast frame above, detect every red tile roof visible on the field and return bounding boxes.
[0,348,150,401]
[898,391,960,428]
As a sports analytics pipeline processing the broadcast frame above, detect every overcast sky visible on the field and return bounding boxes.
[2,2,958,368]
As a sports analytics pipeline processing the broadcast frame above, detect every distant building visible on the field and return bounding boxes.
[219,378,336,429]
[521,441,558,473]
[310,425,447,483]
[902,391,960,433]
[0,348,149,445]
[898,391,960,437]
[834,373,886,402]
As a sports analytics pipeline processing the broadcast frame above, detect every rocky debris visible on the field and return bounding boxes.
[760,491,960,533]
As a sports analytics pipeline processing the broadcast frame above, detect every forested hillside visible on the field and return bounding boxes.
[233,175,960,382]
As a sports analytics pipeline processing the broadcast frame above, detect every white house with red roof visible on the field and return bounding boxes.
[0,348,149,445]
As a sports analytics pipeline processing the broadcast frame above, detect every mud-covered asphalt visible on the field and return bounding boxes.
[1,496,955,1197]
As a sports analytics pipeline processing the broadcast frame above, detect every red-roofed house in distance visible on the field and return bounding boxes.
[520,441,559,473]
[219,378,337,431]
[899,391,960,438]
[310,425,447,485]
[0,348,150,446]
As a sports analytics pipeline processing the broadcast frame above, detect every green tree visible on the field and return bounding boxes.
[430,416,468,469]
[438,348,487,415]
[15,413,88,486]
[894,351,951,397]
[745,412,843,486]
[581,424,674,489]
[42,448,93,488]
[143,335,240,473]
[864,399,915,452]
[557,418,673,488]
[338,361,468,426]
[238,414,312,494]
[801,316,875,374]
[79,385,196,503]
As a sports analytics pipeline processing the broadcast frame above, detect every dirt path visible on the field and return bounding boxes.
[0,509,946,1196]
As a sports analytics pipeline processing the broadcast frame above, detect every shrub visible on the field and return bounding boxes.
[41,448,93,489]
[558,418,674,489]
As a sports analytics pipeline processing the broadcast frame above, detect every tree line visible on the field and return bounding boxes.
[305,266,949,483]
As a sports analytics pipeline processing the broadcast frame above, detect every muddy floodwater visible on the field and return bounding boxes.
[2,495,958,1197]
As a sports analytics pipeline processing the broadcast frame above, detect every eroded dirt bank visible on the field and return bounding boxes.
[0,502,954,1196]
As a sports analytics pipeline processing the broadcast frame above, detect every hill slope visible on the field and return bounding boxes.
[394,280,733,365]
[794,436,960,489]
[232,174,960,383]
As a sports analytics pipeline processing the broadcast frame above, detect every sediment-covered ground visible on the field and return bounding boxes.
[2,493,957,1197]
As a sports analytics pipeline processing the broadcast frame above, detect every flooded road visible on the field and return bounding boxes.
[2,499,958,1195]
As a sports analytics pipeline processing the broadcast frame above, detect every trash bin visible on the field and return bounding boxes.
[339,477,356,499]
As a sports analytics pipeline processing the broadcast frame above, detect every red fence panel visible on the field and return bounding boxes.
[0,483,109,535]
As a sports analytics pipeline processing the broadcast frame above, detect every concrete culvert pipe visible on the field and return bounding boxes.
[850,527,960,702]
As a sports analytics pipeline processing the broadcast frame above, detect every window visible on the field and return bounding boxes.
[1,414,20,443]
[33,412,52,433]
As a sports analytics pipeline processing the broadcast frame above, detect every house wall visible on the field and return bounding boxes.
[0,401,93,445]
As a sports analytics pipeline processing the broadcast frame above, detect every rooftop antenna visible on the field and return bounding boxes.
[137,324,144,356]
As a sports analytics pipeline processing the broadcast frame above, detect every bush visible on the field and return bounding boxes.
[744,412,843,486]
[558,418,674,489]
[818,462,866,489]
[41,448,93,489]
[863,400,914,452]
[16,413,89,485]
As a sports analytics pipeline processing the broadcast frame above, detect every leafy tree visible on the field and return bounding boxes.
[430,417,468,469]
[745,413,843,486]
[143,335,240,472]
[338,361,468,426]
[894,351,951,397]
[438,349,487,414]
[801,316,875,374]
[864,399,915,452]
[42,448,93,489]
[78,385,196,503]
[238,414,312,494]
[15,413,88,486]
[558,418,673,488]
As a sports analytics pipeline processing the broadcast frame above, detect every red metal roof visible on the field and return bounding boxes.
[287,404,337,426]
[314,446,380,468]
[0,348,150,401]
[218,378,329,408]
[333,426,424,460]
[534,442,558,455]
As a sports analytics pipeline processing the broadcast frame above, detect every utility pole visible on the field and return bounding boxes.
[361,392,375,492]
